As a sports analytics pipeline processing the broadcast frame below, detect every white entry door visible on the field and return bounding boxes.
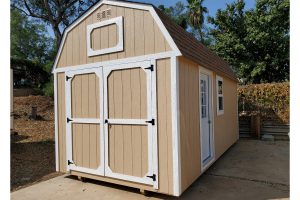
[103,61,158,189]
[65,68,105,176]
[200,73,213,166]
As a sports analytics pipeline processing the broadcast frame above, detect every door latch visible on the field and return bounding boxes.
[146,174,156,181]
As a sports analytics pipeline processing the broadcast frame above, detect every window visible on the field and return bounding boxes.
[87,16,124,57]
[216,75,224,115]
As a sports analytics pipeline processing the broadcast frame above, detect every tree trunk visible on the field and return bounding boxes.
[52,24,62,51]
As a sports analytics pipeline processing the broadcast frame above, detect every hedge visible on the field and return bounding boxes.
[238,82,289,123]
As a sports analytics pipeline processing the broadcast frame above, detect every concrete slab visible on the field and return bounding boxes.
[11,139,290,200]
[207,139,289,185]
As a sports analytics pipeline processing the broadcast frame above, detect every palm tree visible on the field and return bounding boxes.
[187,0,208,42]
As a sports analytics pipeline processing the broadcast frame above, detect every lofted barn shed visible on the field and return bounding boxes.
[52,0,239,196]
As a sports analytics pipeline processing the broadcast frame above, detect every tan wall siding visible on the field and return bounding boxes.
[213,74,239,160]
[178,56,238,194]
[178,57,201,192]
[156,58,173,195]
[57,4,171,68]
[57,73,67,172]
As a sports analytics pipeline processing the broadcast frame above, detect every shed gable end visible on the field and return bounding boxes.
[56,3,175,69]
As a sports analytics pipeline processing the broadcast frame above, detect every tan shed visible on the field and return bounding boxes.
[52,0,239,196]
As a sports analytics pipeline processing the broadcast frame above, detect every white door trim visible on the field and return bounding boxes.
[65,67,105,176]
[103,60,158,189]
[199,67,215,172]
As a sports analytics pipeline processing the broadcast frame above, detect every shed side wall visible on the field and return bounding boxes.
[213,75,239,160]
[178,57,201,192]
[56,4,171,68]
[178,57,238,195]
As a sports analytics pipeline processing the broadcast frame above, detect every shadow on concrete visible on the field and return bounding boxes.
[11,134,57,191]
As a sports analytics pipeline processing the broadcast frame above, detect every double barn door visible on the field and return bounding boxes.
[64,61,158,188]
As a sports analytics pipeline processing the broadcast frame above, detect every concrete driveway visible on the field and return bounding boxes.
[11,139,289,200]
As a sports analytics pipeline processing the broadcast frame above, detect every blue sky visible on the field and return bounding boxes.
[47,0,256,37]
[134,0,256,16]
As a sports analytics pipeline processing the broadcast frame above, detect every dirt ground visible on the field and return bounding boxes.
[11,139,289,200]
[11,96,61,191]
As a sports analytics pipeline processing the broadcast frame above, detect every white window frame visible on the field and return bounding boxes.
[87,16,124,57]
[216,75,224,116]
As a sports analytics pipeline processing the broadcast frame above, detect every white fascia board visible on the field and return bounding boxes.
[52,0,181,73]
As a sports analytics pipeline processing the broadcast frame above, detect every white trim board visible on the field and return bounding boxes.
[171,56,181,196]
[216,75,224,116]
[87,16,124,56]
[53,51,178,73]
[51,0,181,73]
[54,73,59,171]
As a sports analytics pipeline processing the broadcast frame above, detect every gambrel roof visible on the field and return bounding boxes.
[154,7,237,81]
[53,0,236,81]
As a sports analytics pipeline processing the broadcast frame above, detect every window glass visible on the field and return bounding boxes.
[216,76,224,115]
[218,96,223,111]
[218,80,223,95]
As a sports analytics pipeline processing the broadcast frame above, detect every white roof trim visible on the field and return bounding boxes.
[52,0,181,73]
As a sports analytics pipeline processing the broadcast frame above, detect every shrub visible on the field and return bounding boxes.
[43,80,54,97]
[238,82,289,123]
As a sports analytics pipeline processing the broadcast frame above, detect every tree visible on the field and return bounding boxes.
[11,8,54,65]
[11,0,97,48]
[209,0,289,84]
[11,8,54,91]
[158,2,188,30]
[186,0,208,43]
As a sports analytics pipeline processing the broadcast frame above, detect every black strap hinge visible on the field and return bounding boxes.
[67,117,73,123]
[68,160,74,165]
[66,75,72,81]
[145,65,154,71]
[146,119,155,126]
[147,174,156,181]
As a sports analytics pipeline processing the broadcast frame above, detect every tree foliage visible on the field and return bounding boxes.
[209,0,289,84]
[158,2,188,30]
[11,8,53,90]
[11,0,97,47]
[11,8,54,65]
[186,0,208,43]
